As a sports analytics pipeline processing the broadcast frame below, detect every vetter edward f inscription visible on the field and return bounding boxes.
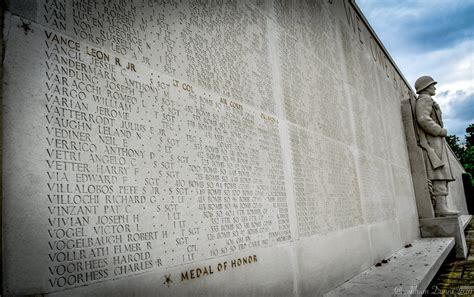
[4,15,290,292]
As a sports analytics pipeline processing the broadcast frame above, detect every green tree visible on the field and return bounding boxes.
[463,146,474,186]
[446,123,474,186]
[462,123,474,186]
[446,134,465,160]
[466,124,474,148]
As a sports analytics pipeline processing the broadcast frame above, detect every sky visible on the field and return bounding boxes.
[356,0,474,141]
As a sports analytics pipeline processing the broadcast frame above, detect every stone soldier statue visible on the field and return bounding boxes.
[415,76,459,216]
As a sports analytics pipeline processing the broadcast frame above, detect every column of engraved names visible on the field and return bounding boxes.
[42,28,167,289]
[44,28,110,289]
[180,94,291,258]
[70,0,143,61]
[45,0,188,270]
[289,126,363,236]
[104,71,293,268]
[44,0,137,284]
[43,0,190,88]
[91,47,158,282]
[140,76,202,266]
[41,0,275,114]
[40,5,292,286]
[96,71,218,270]
[288,126,317,237]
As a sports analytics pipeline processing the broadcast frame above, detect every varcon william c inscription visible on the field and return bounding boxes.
[4,18,290,292]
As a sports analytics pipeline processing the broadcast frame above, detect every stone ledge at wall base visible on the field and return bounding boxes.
[325,238,454,297]
[419,215,471,259]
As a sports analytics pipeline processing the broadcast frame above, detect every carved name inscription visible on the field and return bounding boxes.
[3,0,418,295]
[15,22,290,290]
[38,0,275,114]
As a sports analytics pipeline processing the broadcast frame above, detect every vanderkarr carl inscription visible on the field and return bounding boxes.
[4,5,290,292]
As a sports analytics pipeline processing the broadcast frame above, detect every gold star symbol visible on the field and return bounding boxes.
[164,274,173,287]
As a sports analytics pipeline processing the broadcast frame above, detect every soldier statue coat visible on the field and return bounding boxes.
[415,76,458,216]
[416,93,454,181]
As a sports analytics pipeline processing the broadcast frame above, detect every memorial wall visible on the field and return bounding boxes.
[2,0,430,296]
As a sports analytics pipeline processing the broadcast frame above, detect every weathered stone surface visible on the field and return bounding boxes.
[326,238,455,297]
[3,0,463,296]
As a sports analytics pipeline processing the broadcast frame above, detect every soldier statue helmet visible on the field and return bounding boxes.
[415,75,459,216]
[415,76,437,94]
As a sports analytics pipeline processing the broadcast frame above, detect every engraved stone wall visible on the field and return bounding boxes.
[3,0,426,296]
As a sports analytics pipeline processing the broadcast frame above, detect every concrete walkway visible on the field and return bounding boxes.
[425,219,474,296]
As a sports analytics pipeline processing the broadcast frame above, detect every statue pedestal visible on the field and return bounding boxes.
[419,215,471,259]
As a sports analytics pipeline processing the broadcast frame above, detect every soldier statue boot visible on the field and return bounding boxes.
[435,196,460,216]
